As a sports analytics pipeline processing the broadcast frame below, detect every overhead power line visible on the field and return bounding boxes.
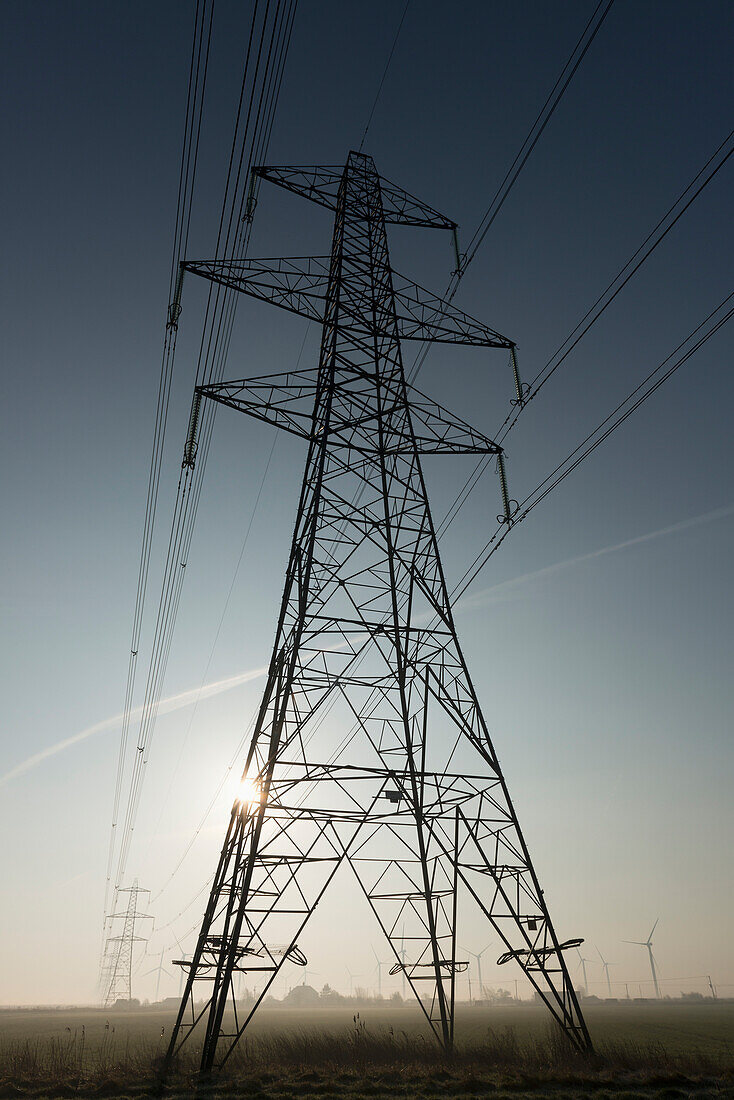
[105,0,300,930]
[460,0,616,276]
[407,0,617,387]
[152,432,278,837]
[517,130,734,412]
[104,0,214,924]
[433,124,734,543]
[358,0,411,153]
[450,291,734,601]
[112,0,298,897]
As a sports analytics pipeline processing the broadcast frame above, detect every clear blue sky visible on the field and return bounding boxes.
[1,0,732,1005]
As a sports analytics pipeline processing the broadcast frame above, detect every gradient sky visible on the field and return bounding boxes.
[1,0,732,1006]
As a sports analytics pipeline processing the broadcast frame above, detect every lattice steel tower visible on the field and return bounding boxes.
[102,881,153,1007]
[166,152,591,1070]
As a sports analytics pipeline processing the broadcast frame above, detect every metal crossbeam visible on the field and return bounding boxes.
[197,372,503,455]
[253,164,457,228]
[183,256,513,347]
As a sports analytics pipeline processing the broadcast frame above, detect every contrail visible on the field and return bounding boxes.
[6,503,731,789]
[0,665,267,789]
[457,501,734,611]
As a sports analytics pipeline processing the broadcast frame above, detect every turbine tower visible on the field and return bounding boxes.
[464,944,492,1001]
[142,949,174,1003]
[164,151,591,1072]
[576,947,591,996]
[624,919,661,998]
[372,945,388,998]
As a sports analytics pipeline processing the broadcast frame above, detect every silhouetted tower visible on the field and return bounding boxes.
[102,881,153,1006]
[165,151,591,1071]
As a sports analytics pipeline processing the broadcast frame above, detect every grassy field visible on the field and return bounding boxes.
[1,1001,731,1098]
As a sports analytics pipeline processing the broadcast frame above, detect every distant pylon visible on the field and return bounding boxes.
[165,151,591,1072]
[101,881,153,1006]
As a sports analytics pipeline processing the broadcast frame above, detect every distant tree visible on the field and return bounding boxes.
[390,991,403,1003]
[319,983,343,1003]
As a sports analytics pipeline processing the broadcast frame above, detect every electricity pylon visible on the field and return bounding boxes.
[101,881,153,1006]
[165,151,591,1072]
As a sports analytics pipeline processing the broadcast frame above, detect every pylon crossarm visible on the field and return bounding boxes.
[254,160,456,230]
[253,165,344,214]
[198,373,503,462]
[183,257,328,323]
[197,378,315,441]
[184,256,511,347]
[399,387,503,454]
[377,173,456,229]
[496,937,584,966]
[390,272,513,346]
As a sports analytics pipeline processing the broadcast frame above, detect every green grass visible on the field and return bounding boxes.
[0,1002,731,1099]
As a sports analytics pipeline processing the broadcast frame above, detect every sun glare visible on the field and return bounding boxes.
[235,776,263,811]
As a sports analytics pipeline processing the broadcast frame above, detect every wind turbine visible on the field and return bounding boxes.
[398,926,407,997]
[142,949,174,1002]
[576,948,591,995]
[463,944,492,1001]
[172,937,190,997]
[596,946,614,998]
[372,946,388,998]
[624,918,661,999]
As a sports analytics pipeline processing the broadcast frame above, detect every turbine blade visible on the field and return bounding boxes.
[649,917,660,941]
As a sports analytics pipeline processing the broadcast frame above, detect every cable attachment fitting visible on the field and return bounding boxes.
[182,389,202,469]
[167,262,185,329]
[450,224,464,278]
[496,451,519,525]
[243,170,258,223]
[509,345,529,406]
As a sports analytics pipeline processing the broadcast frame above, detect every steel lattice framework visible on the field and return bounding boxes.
[165,151,591,1072]
[101,882,153,1007]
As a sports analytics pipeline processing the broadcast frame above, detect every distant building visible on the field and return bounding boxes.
[284,984,319,1006]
